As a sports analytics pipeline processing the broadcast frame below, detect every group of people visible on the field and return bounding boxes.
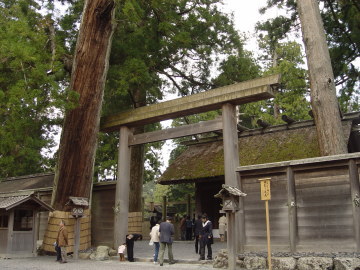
[54,213,219,265]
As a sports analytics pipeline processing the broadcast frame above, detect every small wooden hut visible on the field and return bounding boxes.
[0,191,53,257]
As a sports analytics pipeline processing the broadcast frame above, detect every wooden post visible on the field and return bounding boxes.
[74,217,81,259]
[237,172,245,253]
[187,194,191,217]
[349,159,360,252]
[259,178,272,270]
[222,103,241,269]
[286,167,297,252]
[114,126,132,249]
[6,210,14,255]
[32,211,39,255]
[265,200,272,270]
[162,196,167,221]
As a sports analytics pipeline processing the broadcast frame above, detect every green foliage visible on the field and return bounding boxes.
[257,0,360,112]
[0,1,67,177]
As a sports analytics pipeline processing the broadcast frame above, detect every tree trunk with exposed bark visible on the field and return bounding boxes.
[129,88,146,213]
[51,0,116,210]
[297,0,347,156]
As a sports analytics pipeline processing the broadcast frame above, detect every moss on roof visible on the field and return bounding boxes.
[159,125,322,184]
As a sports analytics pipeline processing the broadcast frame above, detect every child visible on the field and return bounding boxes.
[118,243,126,261]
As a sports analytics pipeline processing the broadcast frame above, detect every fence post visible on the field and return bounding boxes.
[349,159,360,252]
[287,166,297,252]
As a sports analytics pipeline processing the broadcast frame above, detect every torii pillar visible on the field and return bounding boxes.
[222,103,243,269]
[103,74,280,250]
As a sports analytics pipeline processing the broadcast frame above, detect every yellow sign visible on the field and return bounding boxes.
[259,178,271,201]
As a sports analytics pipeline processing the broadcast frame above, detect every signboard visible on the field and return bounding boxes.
[259,178,271,201]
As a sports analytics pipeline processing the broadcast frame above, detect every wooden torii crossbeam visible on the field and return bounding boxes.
[103,74,280,269]
[100,74,280,131]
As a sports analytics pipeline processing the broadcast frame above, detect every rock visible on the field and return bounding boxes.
[89,252,96,260]
[244,256,267,269]
[90,246,110,261]
[334,258,360,270]
[108,248,117,257]
[297,257,333,270]
[272,257,297,270]
[213,249,228,269]
[78,252,91,260]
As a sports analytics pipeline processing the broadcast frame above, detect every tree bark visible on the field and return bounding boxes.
[297,0,347,156]
[51,0,116,210]
[129,88,146,212]
[129,127,145,212]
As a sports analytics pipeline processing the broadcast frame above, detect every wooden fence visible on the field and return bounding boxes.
[237,153,360,253]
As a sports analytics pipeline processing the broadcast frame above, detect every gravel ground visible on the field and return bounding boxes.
[0,256,214,270]
[0,240,227,270]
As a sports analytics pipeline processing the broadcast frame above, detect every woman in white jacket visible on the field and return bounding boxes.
[149,221,160,264]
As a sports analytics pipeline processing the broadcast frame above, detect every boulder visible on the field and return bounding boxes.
[90,246,110,261]
[298,257,333,270]
[213,249,228,269]
[108,248,117,257]
[244,256,267,269]
[272,257,297,270]
[78,252,91,260]
[334,257,360,270]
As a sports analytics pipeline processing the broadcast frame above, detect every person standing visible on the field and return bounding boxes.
[149,221,160,264]
[218,214,227,242]
[185,216,193,240]
[159,216,175,266]
[194,214,202,254]
[199,214,213,261]
[126,233,142,262]
[118,243,126,261]
[179,215,186,240]
[56,220,68,263]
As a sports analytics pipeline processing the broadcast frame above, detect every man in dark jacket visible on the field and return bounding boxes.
[194,214,202,254]
[158,216,175,266]
[199,214,213,260]
[126,233,142,262]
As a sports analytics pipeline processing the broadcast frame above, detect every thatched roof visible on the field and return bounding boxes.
[158,116,357,184]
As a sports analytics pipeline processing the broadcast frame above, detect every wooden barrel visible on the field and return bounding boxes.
[42,210,91,253]
[128,212,142,235]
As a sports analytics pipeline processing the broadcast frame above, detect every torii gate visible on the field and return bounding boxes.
[100,74,280,269]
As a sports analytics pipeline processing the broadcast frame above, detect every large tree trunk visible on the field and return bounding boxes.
[129,127,145,212]
[129,89,146,212]
[297,0,347,156]
[51,0,116,210]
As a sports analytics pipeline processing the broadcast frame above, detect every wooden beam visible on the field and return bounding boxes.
[128,118,222,146]
[101,75,279,131]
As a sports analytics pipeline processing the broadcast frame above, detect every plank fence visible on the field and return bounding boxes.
[237,153,360,253]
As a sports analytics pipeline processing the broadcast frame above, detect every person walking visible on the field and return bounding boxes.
[149,221,160,264]
[56,220,68,263]
[194,214,202,254]
[199,214,213,261]
[218,214,227,242]
[126,233,142,262]
[159,216,175,266]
